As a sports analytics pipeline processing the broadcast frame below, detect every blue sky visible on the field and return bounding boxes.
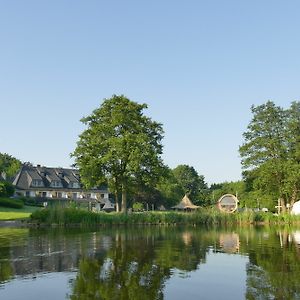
[0,1,299,184]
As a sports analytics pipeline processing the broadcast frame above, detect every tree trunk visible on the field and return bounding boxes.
[290,188,297,207]
[280,198,286,213]
[121,183,127,214]
[115,192,120,212]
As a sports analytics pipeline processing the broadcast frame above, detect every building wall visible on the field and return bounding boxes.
[17,189,109,201]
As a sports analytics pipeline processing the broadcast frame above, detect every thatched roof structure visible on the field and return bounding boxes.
[172,195,199,210]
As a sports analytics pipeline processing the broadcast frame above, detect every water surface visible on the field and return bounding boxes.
[0,226,300,299]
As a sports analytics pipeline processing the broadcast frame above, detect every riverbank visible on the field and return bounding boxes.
[0,206,41,221]
[29,207,300,227]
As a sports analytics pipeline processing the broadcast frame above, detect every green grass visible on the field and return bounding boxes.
[0,205,41,220]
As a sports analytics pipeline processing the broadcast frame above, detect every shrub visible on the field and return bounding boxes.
[19,197,44,207]
[0,182,15,197]
[0,197,24,209]
[132,202,144,212]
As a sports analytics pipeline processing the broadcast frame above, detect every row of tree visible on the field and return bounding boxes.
[72,96,300,212]
[239,101,300,211]
[2,96,299,212]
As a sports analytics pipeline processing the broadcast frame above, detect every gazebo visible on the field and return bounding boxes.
[172,195,199,211]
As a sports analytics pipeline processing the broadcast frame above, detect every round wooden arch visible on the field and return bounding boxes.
[217,194,239,213]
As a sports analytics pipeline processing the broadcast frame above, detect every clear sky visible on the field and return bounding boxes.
[1,1,299,184]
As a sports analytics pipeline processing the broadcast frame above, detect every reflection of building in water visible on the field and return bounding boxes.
[182,232,192,245]
[1,231,113,280]
[293,231,300,246]
[219,233,240,253]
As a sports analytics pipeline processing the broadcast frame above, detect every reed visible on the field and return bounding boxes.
[29,206,300,226]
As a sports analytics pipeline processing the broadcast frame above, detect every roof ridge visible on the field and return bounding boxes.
[12,165,24,186]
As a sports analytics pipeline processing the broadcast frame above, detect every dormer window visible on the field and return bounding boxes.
[50,181,63,188]
[69,182,80,188]
[31,179,43,187]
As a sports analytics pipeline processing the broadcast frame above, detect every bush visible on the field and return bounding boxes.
[0,182,15,197]
[19,197,44,207]
[0,197,24,209]
[132,202,144,212]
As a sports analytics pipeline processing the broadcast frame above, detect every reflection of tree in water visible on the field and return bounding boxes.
[0,228,29,283]
[69,228,211,300]
[2,226,300,299]
[243,228,300,300]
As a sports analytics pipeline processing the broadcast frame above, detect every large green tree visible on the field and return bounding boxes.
[72,95,166,213]
[239,101,300,210]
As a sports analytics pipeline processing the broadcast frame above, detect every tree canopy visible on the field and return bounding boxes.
[72,95,166,213]
[0,153,21,182]
[172,164,208,205]
[156,165,209,207]
[239,101,300,210]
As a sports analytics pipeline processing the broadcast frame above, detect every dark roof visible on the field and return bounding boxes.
[102,199,115,210]
[13,164,107,192]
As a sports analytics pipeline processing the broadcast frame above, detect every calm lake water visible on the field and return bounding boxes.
[0,226,300,300]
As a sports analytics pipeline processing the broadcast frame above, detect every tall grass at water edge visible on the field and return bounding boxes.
[30,207,300,226]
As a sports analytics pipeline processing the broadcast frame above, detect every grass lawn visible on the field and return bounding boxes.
[0,206,41,220]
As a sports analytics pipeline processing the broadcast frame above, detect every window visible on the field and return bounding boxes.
[69,182,80,188]
[51,181,62,188]
[32,179,43,187]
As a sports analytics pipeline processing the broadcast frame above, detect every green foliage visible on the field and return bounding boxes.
[0,153,21,182]
[132,202,144,212]
[30,206,300,226]
[156,168,184,208]
[130,185,162,208]
[0,197,24,209]
[72,95,166,213]
[157,165,209,208]
[19,197,44,207]
[210,180,276,211]
[0,181,15,197]
[172,165,209,206]
[210,181,244,203]
[239,101,300,208]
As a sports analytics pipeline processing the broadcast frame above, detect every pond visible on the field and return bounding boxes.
[0,226,300,300]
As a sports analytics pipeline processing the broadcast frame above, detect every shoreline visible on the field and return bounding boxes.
[2,207,300,227]
[0,220,26,227]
